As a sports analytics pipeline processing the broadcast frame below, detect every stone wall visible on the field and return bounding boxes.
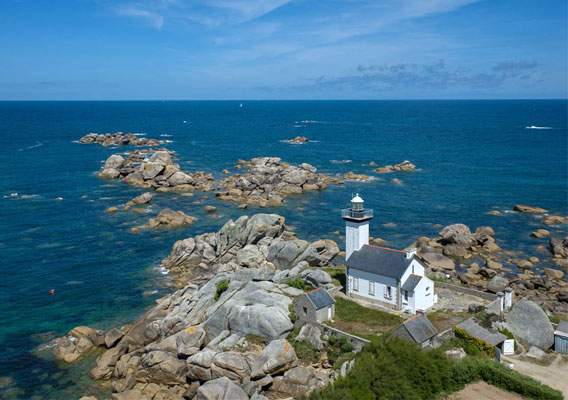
[435,281,497,301]
[317,323,370,352]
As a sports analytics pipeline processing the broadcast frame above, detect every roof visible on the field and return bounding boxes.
[305,288,335,310]
[456,318,507,346]
[346,245,412,280]
[351,194,364,203]
[401,274,423,292]
[396,314,438,344]
[555,320,568,337]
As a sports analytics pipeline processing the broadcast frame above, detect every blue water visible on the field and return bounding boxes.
[0,100,566,398]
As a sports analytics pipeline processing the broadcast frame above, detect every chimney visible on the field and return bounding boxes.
[406,247,417,259]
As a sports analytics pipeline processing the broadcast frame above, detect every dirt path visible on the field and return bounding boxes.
[503,353,568,398]
[447,381,526,400]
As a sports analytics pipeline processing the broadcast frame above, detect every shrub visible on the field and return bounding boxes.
[214,279,229,301]
[288,303,297,323]
[294,339,320,364]
[284,277,312,291]
[453,327,494,357]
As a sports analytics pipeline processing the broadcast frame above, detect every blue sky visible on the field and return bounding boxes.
[0,0,566,99]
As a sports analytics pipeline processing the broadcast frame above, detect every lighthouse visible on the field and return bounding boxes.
[342,194,373,260]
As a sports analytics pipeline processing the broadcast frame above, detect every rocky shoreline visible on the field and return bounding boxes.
[412,223,568,318]
[51,214,341,400]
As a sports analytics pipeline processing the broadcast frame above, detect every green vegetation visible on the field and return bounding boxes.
[214,279,229,301]
[453,327,494,357]
[427,309,470,332]
[245,333,267,346]
[331,297,403,336]
[307,336,563,400]
[288,303,297,323]
[323,267,346,287]
[289,327,356,368]
[498,327,517,351]
[549,314,568,324]
[284,277,313,291]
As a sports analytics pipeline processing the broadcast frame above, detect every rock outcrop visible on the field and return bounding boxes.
[284,136,309,144]
[98,149,214,192]
[79,132,162,147]
[138,209,196,229]
[216,157,332,207]
[513,205,548,214]
[376,161,416,173]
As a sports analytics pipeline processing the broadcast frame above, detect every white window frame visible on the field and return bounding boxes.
[384,285,392,300]
[369,281,375,296]
[353,277,359,292]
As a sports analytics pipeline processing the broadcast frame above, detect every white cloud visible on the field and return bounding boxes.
[114,6,165,29]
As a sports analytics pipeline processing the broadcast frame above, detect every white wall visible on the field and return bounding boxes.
[400,258,425,283]
[345,220,369,260]
[348,268,398,307]
[413,276,436,312]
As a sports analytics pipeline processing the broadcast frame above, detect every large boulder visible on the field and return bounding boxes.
[136,350,186,385]
[251,339,297,378]
[168,171,194,186]
[486,276,509,294]
[549,237,568,258]
[420,252,455,271]
[304,270,333,289]
[142,162,165,180]
[439,224,475,246]
[295,324,323,350]
[203,281,293,340]
[236,245,265,268]
[148,151,173,165]
[147,209,195,228]
[267,239,309,269]
[104,154,125,169]
[506,298,554,350]
[197,377,248,400]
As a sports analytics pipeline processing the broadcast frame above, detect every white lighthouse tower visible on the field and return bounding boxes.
[342,194,373,260]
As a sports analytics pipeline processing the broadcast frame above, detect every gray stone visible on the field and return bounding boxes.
[420,252,455,271]
[142,162,165,180]
[267,238,309,269]
[112,389,152,400]
[99,168,120,179]
[525,346,548,361]
[176,325,206,357]
[197,377,248,400]
[439,224,475,246]
[506,298,554,350]
[304,270,333,289]
[104,328,123,348]
[487,276,509,294]
[168,171,194,186]
[136,351,187,385]
[442,244,468,257]
[104,154,125,169]
[148,151,173,165]
[444,348,466,360]
[295,325,323,350]
[236,245,265,268]
[251,339,297,378]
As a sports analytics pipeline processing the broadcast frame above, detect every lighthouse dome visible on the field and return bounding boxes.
[351,194,364,211]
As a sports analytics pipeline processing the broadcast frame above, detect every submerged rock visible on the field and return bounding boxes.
[513,204,548,214]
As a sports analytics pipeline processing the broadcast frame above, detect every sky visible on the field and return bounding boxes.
[0,0,566,100]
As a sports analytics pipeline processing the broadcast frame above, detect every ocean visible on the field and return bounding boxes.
[0,100,566,399]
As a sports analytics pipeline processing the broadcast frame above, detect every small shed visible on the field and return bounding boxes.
[294,288,335,324]
[456,318,511,354]
[392,313,438,348]
[554,320,568,354]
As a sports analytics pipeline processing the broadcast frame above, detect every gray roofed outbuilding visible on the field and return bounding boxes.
[306,288,335,310]
[392,314,438,346]
[555,320,568,337]
[346,245,415,280]
[402,275,423,292]
[456,317,507,346]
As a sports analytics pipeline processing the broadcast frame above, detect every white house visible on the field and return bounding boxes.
[342,194,437,314]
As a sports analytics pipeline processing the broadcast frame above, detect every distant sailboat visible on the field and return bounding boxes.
[239,103,243,108]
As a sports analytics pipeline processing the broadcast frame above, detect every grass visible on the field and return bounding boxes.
[427,309,470,332]
[330,297,403,336]
[323,267,346,287]
[549,314,568,324]
[214,279,229,301]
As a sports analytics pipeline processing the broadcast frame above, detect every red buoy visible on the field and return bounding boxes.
[49,289,54,295]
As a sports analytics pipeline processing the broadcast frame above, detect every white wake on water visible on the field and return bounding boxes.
[18,142,43,151]
[525,126,552,130]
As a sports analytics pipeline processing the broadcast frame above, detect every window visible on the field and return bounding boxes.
[353,277,359,292]
[384,286,392,300]
[303,307,308,315]
[425,286,431,296]
[404,290,409,302]
[369,281,375,296]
